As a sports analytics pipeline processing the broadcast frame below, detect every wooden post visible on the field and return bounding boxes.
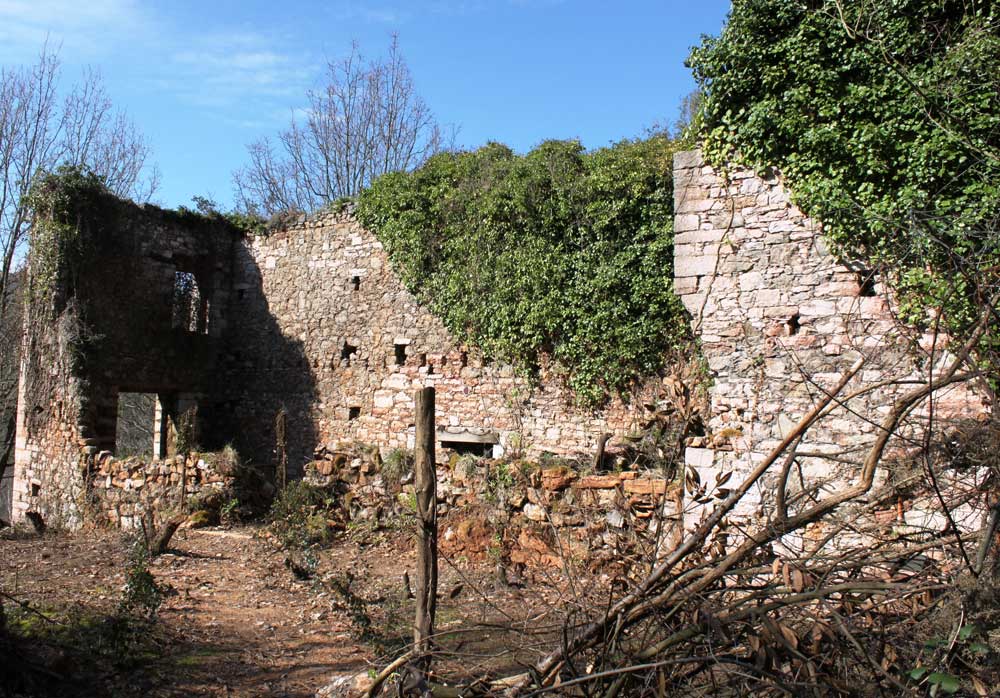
[413,387,437,668]
[592,432,611,472]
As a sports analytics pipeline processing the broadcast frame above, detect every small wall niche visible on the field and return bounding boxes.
[786,313,801,336]
[341,341,358,366]
[348,406,361,421]
[351,276,361,292]
[856,271,877,297]
[394,343,407,366]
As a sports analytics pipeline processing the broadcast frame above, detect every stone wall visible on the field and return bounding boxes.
[671,150,987,527]
[217,208,651,475]
[1,272,22,524]
[90,452,231,528]
[304,449,682,571]
[11,193,240,526]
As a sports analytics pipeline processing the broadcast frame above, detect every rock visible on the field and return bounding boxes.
[624,479,670,496]
[606,510,625,528]
[577,474,621,490]
[315,672,374,697]
[541,467,577,491]
[523,503,547,522]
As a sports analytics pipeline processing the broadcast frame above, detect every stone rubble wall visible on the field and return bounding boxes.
[219,209,654,473]
[90,452,232,529]
[11,312,87,527]
[671,150,988,531]
[305,452,682,570]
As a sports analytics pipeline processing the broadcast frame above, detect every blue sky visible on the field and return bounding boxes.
[0,0,732,210]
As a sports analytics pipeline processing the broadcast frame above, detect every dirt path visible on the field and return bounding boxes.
[2,524,571,697]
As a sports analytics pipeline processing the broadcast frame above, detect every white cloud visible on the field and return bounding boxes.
[0,0,148,58]
[155,32,317,123]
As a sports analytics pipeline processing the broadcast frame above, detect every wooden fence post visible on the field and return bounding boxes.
[413,387,437,669]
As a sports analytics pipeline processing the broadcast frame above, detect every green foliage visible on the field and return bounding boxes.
[484,461,515,504]
[907,622,992,694]
[688,0,1000,337]
[118,535,163,619]
[357,137,689,403]
[267,480,336,549]
[24,166,110,312]
[381,447,413,492]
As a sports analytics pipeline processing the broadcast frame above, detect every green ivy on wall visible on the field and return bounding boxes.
[357,137,689,404]
[688,0,1000,335]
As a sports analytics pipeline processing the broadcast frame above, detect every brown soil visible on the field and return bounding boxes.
[1,521,583,697]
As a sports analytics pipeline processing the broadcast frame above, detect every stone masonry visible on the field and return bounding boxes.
[12,153,988,531]
[216,208,648,474]
[672,150,988,528]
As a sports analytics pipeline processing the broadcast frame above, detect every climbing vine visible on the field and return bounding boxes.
[24,166,111,314]
[688,0,1000,335]
[357,137,689,404]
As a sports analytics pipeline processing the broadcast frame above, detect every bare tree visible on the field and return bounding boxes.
[233,36,445,216]
[0,46,158,319]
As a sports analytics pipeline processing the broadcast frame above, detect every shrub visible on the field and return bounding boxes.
[357,137,689,404]
[267,480,337,549]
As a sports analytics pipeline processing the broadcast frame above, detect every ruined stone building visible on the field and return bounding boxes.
[4,151,988,529]
[5,188,646,526]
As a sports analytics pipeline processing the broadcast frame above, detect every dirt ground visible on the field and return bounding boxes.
[1,521,583,698]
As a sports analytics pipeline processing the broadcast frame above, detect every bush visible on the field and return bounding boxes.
[267,480,337,549]
[688,0,1000,341]
[357,137,689,404]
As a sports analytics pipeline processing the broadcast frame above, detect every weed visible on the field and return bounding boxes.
[484,461,514,504]
[327,571,407,656]
[267,480,337,549]
[381,447,413,493]
[118,535,163,619]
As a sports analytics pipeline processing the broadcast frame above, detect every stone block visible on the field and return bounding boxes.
[673,150,703,170]
[674,253,719,278]
[685,447,715,469]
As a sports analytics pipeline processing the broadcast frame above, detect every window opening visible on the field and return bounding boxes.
[786,314,801,336]
[394,343,407,366]
[115,392,156,457]
[440,441,492,457]
[351,276,361,291]
[348,406,361,421]
[172,271,205,333]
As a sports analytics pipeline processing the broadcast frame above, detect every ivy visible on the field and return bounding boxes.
[357,137,689,404]
[24,166,111,314]
[688,0,1000,337]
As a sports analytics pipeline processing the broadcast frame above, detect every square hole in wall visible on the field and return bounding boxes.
[856,271,877,297]
[786,313,801,336]
[348,406,361,421]
[394,343,407,366]
[341,341,358,366]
